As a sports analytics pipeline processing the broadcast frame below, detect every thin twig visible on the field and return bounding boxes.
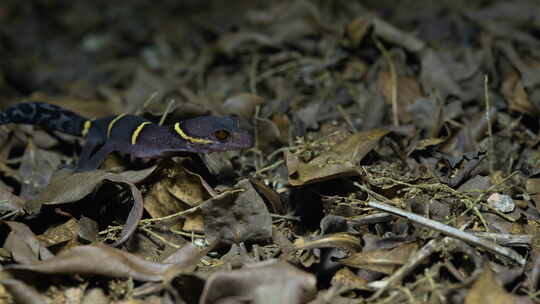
[249,53,259,94]
[158,99,176,126]
[337,104,357,132]
[364,200,526,265]
[368,238,443,299]
[136,91,159,115]
[98,205,202,236]
[470,232,531,247]
[270,213,300,221]
[254,160,284,176]
[140,226,182,249]
[142,205,202,224]
[170,227,205,238]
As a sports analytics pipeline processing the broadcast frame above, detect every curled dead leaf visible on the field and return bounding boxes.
[287,129,389,186]
[293,232,361,251]
[201,179,272,244]
[144,165,210,218]
[502,70,539,115]
[6,243,201,282]
[27,166,155,246]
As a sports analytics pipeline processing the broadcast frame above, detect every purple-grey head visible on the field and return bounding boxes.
[174,116,253,152]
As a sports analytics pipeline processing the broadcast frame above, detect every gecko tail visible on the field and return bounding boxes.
[0,102,89,136]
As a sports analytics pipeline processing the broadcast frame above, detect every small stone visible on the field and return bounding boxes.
[487,193,515,213]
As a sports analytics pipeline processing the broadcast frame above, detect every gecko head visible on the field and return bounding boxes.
[174,116,253,152]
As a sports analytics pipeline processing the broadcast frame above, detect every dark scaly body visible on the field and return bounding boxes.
[0,102,252,171]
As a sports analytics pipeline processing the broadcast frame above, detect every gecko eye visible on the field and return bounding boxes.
[214,130,230,141]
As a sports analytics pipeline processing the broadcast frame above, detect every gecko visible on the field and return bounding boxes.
[0,102,253,171]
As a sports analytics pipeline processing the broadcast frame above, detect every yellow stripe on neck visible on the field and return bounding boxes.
[81,120,92,137]
[131,122,152,145]
[174,122,212,144]
[107,113,127,138]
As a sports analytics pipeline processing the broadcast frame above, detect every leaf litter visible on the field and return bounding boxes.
[0,1,539,303]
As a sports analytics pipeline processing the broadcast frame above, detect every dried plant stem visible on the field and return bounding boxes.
[140,226,183,249]
[370,238,444,300]
[158,99,176,126]
[136,91,159,115]
[249,53,259,94]
[337,104,357,132]
[364,200,526,265]
[142,205,202,224]
[254,159,284,176]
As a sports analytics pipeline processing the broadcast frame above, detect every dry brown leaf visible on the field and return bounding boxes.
[18,140,61,199]
[201,179,272,244]
[3,221,54,265]
[378,69,423,123]
[526,178,540,211]
[132,243,212,298]
[163,242,214,280]
[331,267,370,291]
[0,277,47,304]
[37,218,78,248]
[339,242,418,275]
[77,216,98,243]
[261,0,338,45]
[420,48,463,98]
[346,17,372,46]
[0,186,25,213]
[28,167,155,209]
[250,178,283,214]
[222,93,265,118]
[501,69,539,115]
[200,152,235,177]
[441,108,496,156]
[465,265,530,304]
[6,244,187,282]
[256,117,282,152]
[271,113,290,144]
[287,129,389,186]
[145,166,209,218]
[27,167,155,246]
[200,260,316,304]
